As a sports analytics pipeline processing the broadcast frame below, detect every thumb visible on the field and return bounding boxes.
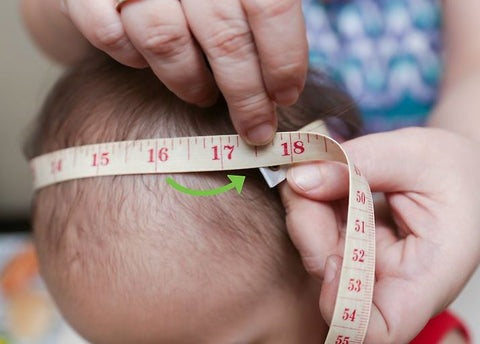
[287,127,441,200]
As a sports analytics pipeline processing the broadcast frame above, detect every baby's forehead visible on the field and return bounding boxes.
[35,170,290,274]
[73,263,293,344]
[48,189,289,342]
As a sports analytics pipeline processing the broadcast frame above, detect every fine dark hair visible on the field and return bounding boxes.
[25,52,361,342]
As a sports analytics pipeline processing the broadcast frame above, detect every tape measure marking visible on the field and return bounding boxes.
[30,122,375,344]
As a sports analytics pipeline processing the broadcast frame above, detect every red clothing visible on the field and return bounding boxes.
[410,311,471,344]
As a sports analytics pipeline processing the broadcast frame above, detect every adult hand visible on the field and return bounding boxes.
[61,0,308,145]
[280,127,480,343]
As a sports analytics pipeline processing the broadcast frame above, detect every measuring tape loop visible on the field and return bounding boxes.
[30,121,375,344]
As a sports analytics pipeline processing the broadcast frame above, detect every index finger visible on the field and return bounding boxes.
[182,0,277,145]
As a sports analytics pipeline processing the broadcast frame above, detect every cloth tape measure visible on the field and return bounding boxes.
[30,120,375,344]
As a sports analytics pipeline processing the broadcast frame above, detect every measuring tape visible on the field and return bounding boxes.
[30,121,375,344]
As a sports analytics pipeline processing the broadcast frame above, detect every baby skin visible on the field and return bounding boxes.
[26,54,467,344]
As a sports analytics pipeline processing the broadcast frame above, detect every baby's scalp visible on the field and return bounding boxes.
[25,53,360,343]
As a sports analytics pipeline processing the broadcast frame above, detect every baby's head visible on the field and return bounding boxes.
[26,53,360,343]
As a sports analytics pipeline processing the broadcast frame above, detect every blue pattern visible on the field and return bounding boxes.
[303,0,443,133]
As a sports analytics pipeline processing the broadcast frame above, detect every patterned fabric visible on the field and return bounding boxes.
[303,0,443,133]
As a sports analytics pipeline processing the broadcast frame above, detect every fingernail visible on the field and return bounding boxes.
[290,164,322,191]
[246,123,275,145]
[323,256,338,284]
[275,87,299,106]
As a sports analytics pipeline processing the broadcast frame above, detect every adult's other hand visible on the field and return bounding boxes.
[280,127,480,343]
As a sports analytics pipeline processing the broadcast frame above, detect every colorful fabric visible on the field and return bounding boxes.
[303,0,443,133]
[410,310,471,344]
[0,235,86,344]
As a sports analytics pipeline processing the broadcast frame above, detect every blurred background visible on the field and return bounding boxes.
[0,0,478,342]
[1,1,60,221]
[0,1,85,342]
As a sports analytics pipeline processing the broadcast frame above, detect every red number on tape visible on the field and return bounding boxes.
[342,308,357,322]
[92,152,110,167]
[212,145,235,161]
[352,249,365,263]
[336,335,350,344]
[348,278,362,292]
[281,140,305,156]
[354,219,366,233]
[148,148,169,163]
[356,190,366,204]
[50,159,62,175]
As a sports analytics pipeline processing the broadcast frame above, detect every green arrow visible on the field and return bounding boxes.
[166,175,246,196]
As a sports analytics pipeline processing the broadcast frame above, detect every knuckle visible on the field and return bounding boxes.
[301,255,324,276]
[92,20,128,50]
[205,22,254,59]
[231,92,273,121]
[269,59,307,83]
[140,24,189,57]
[243,0,297,17]
[178,81,218,106]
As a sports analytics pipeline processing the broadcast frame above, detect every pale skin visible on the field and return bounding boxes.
[20,0,479,342]
[281,3,480,341]
[282,128,480,344]
[51,265,329,343]
[20,0,308,145]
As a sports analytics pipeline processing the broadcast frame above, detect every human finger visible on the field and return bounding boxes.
[242,0,308,105]
[318,211,471,343]
[287,128,445,202]
[318,255,437,343]
[287,161,350,201]
[63,0,146,68]
[120,0,219,106]
[182,0,276,145]
[279,183,344,278]
[283,191,439,344]
[318,254,342,324]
